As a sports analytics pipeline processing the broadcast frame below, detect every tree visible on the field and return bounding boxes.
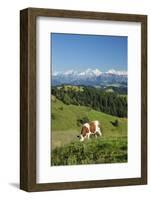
[62,94,71,105]
[114,119,119,127]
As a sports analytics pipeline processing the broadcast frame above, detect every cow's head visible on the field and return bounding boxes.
[77,125,89,142]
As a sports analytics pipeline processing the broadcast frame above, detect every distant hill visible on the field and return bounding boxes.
[52,85,127,117]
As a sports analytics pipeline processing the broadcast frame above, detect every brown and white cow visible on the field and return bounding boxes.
[78,120,102,142]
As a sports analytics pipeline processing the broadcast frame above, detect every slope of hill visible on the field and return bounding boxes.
[51,96,127,149]
[51,96,127,165]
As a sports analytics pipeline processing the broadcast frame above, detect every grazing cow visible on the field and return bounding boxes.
[78,120,102,142]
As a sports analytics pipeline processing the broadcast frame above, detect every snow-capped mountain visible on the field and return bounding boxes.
[52,68,127,87]
[78,68,102,77]
[106,69,127,76]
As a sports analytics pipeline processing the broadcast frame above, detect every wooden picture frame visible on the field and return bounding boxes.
[20,7,147,192]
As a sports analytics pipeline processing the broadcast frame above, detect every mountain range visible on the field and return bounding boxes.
[52,68,127,87]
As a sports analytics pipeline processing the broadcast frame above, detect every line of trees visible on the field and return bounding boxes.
[52,86,127,118]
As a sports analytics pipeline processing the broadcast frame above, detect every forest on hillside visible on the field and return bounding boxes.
[52,85,127,118]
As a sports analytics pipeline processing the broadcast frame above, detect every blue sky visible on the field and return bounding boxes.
[51,33,127,73]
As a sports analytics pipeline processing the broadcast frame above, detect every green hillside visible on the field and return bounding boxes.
[51,96,127,149]
[52,85,127,117]
[51,96,127,165]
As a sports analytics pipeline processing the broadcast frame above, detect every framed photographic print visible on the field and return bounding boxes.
[20,8,147,191]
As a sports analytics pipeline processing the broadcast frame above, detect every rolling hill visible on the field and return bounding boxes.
[51,96,127,149]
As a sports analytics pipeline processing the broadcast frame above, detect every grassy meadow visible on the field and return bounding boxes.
[51,94,127,166]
